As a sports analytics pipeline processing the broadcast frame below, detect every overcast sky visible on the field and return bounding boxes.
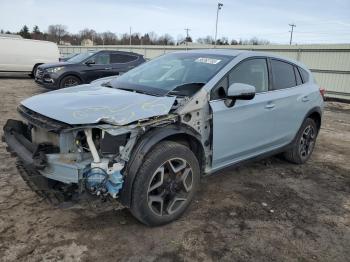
[1,0,350,44]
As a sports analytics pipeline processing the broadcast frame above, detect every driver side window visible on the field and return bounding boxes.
[211,58,269,100]
[229,58,269,93]
[93,53,110,65]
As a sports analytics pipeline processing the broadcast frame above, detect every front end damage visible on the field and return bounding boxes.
[2,83,212,206]
[2,105,187,204]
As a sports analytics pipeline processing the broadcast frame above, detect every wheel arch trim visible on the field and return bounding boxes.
[305,106,322,130]
[119,124,204,207]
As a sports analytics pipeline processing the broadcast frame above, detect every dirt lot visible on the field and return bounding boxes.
[0,77,349,262]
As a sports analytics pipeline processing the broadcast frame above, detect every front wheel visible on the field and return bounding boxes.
[59,75,81,88]
[283,118,319,164]
[130,141,200,226]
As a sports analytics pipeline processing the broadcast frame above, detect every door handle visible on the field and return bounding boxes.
[302,96,309,102]
[104,67,112,70]
[265,103,275,109]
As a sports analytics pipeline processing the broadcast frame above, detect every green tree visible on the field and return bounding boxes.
[31,25,43,40]
[19,25,31,39]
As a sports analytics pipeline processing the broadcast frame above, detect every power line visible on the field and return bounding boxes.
[289,23,296,45]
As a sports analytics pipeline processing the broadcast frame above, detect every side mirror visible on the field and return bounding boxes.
[85,60,95,66]
[227,83,256,100]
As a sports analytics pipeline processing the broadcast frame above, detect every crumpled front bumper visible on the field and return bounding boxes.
[2,119,77,204]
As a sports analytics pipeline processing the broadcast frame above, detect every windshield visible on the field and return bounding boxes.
[110,53,232,96]
[67,52,95,63]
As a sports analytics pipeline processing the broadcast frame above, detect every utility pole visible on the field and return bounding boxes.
[184,28,191,46]
[129,27,132,46]
[289,23,296,45]
[214,3,223,48]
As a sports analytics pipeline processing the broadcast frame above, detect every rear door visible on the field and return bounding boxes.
[109,53,139,76]
[268,59,308,143]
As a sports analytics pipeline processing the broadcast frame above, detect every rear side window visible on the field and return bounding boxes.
[229,58,269,93]
[294,66,303,85]
[299,67,309,83]
[271,59,296,90]
[110,54,138,63]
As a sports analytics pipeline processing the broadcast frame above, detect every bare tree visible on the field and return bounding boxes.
[99,32,118,45]
[158,34,174,45]
[79,28,97,42]
[48,24,68,43]
[196,35,214,45]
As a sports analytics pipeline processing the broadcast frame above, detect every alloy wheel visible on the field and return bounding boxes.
[147,158,193,216]
[64,78,79,87]
[299,125,315,159]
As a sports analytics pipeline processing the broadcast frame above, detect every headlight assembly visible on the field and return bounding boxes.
[47,66,64,73]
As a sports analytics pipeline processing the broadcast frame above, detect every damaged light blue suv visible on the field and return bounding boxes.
[3,50,324,226]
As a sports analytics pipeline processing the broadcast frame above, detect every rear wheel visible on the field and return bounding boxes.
[30,64,40,78]
[283,118,318,164]
[59,75,81,88]
[130,141,200,226]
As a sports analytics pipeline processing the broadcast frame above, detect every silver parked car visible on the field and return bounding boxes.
[3,50,324,226]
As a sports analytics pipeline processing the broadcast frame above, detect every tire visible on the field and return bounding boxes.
[59,75,81,88]
[283,118,319,164]
[30,64,39,78]
[130,141,200,226]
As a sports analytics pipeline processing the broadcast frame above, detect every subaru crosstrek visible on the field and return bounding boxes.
[3,50,324,226]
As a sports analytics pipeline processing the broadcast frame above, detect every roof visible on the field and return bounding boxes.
[0,34,22,39]
[178,48,308,69]
[182,48,245,57]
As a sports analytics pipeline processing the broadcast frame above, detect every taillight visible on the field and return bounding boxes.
[319,87,326,99]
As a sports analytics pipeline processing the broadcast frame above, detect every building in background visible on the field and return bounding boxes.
[81,39,93,46]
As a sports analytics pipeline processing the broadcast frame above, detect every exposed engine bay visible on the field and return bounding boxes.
[4,88,211,204]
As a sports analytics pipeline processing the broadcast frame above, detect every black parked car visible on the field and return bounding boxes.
[35,50,146,89]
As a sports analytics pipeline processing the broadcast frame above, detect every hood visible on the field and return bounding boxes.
[39,62,74,69]
[21,85,176,125]
[91,75,118,85]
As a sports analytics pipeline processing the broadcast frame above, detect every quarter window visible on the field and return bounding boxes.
[271,59,297,90]
[299,67,309,83]
[228,58,269,93]
[294,66,303,85]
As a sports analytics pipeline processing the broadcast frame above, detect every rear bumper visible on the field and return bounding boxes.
[2,119,78,204]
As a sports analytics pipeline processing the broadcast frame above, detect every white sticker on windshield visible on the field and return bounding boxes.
[195,57,221,64]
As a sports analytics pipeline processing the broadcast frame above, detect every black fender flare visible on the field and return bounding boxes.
[304,106,322,129]
[289,106,323,146]
[119,124,203,207]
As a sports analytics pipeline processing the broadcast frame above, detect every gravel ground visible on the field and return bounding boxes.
[0,77,349,262]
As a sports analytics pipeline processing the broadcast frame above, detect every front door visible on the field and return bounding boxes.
[82,52,113,82]
[210,58,277,170]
